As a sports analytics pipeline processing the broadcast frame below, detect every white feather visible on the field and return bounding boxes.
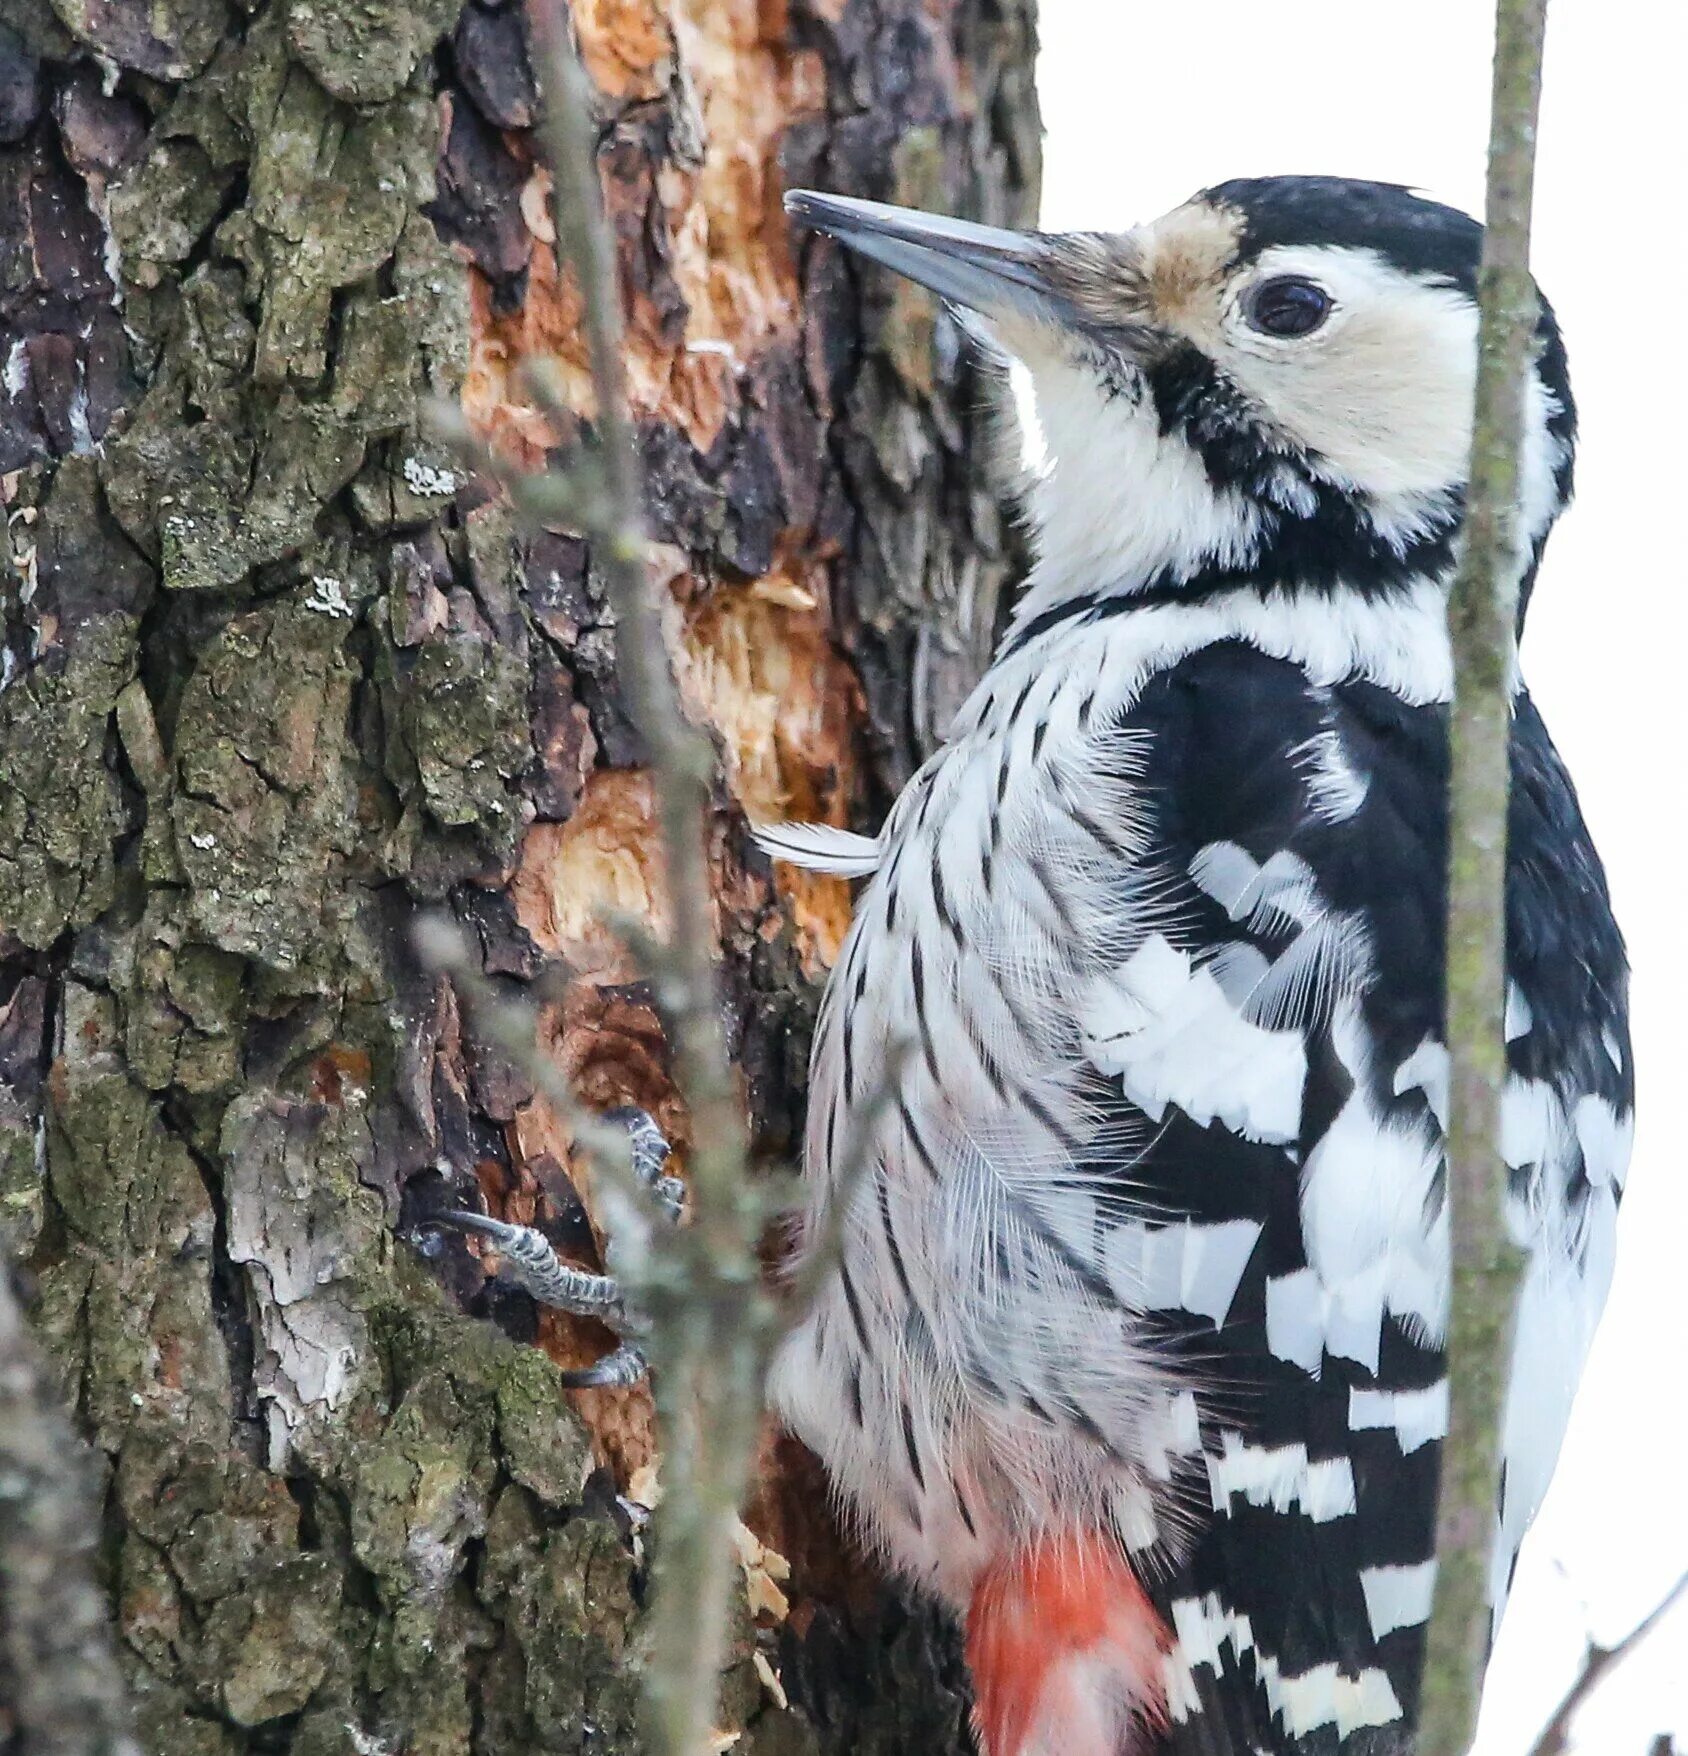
[1347,1382,1449,1455]
[751,821,883,876]
[1359,1561,1438,1641]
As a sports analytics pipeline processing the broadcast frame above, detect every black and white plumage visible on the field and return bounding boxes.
[764,178,1631,1755]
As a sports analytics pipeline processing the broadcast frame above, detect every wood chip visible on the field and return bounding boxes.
[753,1650,789,1711]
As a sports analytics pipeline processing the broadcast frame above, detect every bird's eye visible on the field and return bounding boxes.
[1244,277,1333,338]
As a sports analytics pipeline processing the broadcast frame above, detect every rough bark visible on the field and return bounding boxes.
[0,1,1039,1752]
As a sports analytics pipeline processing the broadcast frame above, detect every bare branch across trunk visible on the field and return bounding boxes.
[1422,0,1550,1749]
[1526,1574,1688,1756]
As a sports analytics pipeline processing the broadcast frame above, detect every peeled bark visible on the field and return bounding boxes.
[0,1,1038,1751]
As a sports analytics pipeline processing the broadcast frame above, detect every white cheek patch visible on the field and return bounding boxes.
[1217,245,1481,503]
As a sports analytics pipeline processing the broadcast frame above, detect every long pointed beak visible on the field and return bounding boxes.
[784,190,1062,323]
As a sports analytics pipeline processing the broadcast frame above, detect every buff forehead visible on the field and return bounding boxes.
[1137,200,1247,323]
[1049,200,1246,332]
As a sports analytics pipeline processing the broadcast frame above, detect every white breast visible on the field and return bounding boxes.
[769,586,1456,1607]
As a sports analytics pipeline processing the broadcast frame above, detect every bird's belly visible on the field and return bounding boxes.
[769,1078,1198,1611]
[767,711,1211,1606]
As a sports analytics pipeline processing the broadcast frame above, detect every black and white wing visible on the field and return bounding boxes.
[1085,641,1631,1753]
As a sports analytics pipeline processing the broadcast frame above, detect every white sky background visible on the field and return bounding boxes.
[1034,6,1688,1752]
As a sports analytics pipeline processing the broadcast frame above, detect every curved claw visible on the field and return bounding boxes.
[436,1210,627,1322]
[438,1209,518,1243]
[560,1342,649,1389]
[602,1106,685,1221]
[428,1104,677,1389]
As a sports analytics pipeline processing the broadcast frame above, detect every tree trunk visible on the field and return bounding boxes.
[0,0,1038,1751]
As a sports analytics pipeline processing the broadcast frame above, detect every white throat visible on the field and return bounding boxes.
[995,342,1568,651]
[1005,354,1262,632]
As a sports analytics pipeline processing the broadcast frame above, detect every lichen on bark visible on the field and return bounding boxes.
[0,0,1039,1750]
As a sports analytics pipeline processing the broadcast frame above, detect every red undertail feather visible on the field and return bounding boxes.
[965,1529,1171,1756]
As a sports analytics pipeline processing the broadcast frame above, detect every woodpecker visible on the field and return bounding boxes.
[759,179,1632,1755]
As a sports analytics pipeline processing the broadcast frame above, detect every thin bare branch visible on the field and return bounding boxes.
[460,13,776,1755]
[426,401,624,546]
[1420,0,1550,1749]
[526,3,747,1236]
[411,917,663,1222]
[1526,1573,1688,1756]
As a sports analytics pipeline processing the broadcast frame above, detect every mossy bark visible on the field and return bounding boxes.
[0,2,1039,1752]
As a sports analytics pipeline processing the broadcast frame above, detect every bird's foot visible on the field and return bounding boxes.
[433,1106,680,1388]
[601,1103,687,1221]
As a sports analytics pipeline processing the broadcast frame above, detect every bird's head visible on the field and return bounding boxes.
[787,177,1573,624]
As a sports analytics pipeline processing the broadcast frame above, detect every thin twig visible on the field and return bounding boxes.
[1526,1572,1688,1756]
[411,918,662,1221]
[526,5,746,1242]
[427,402,624,547]
[1419,0,1550,1750]
[514,15,770,1756]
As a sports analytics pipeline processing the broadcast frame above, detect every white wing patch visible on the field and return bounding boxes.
[1392,1037,1450,1126]
[1501,1077,1564,1174]
[1253,1004,1448,1383]
[1205,1432,1357,1524]
[1347,1381,1449,1454]
[1298,1089,1448,1363]
[1164,1595,1405,1738]
[1188,842,1372,1031]
[1082,935,1307,1143]
[1359,1560,1438,1641]
[1487,1068,1627,1633]
[752,821,884,876]
[1103,1218,1264,1327]
[1291,724,1370,823]
[1572,1093,1632,1190]
[1277,1663,1404,1741]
